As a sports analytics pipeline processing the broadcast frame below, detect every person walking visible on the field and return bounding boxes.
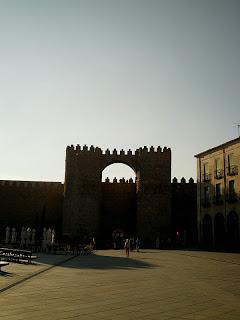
[124,238,130,257]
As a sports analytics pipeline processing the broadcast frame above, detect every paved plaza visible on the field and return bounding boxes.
[0,250,240,320]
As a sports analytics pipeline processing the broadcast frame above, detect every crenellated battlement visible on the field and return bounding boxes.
[66,144,171,156]
[67,144,102,154]
[137,145,168,154]
[103,177,135,184]
[0,180,63,189]
[172,177,195,184]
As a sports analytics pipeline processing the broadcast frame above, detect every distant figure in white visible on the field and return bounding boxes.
[47,228,52,246]
[42,228,47,250]
[20,227,26,248]
[26,227,31,248]
[11,227,17,244]
[124,238,130,257]
[51,229,55,245]
[5,226,10,244]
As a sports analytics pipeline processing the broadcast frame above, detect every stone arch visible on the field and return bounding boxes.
[102,162,136,182]
[100,161,138,246]
[227,211,239,247]
[100,153,140,190]
[101,154,138,176]
[63,144,172,245]
[101,159,137,174]
[100,171,137,246]
[214,212,225,248]
[102,160,136,176]
[202,214,213,247]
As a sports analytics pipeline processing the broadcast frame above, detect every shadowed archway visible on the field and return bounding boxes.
[227,211,239,248]
[202,214,213,247]
[214,213,225,248]
[100,163,137,247]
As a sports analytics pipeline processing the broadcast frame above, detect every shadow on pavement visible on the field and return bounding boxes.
[0,271,13,278]
[1,252,156,271]
[61,253,156,270]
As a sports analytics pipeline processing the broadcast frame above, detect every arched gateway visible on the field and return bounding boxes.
[63,144,171,245]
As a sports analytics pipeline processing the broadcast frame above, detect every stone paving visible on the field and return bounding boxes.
[0,250,240,320]
[0,253,74,292]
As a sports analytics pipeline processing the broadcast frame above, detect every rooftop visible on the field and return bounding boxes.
[195,136,240,158]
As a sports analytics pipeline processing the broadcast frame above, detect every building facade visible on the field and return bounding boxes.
[195,137,240,249]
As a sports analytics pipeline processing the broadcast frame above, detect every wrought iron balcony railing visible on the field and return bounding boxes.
[227,165,238,176]
[202,173,211,182]
[201,197,211,207]
[226,191,238,203]
[213,194,224,205]
[214,169,224,179]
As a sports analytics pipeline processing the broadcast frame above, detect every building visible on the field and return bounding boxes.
[0,144,197,247]
[195,137,240,249]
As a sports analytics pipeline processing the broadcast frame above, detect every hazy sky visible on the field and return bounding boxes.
[0,0,239,182]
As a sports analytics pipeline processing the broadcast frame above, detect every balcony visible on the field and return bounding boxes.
[201,197,211,207]
[226,192,238,203]
[227,165,238,176]
[214,169,224,179]
[213,194,224,205]
[202,173,211,182]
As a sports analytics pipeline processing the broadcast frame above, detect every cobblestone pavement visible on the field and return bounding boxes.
[0,250,240,320]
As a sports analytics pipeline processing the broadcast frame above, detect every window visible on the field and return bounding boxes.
[204,163,209,175]
[228,153,234,168]
[214,158,224,179]
[202,185,211,207]
[204,186,210,201]
[214,183,223,204]
[203,162,210,181]
[229,180,235,194]
[227,153,238,175]
[215,158,221,171]
[216,183,221,197]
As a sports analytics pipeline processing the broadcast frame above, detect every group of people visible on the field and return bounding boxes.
[5,226,36,247]
[42,228,56,250]
[124,237,140,257]
[3,226,56,250]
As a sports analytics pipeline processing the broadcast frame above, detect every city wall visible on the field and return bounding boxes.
[0,180,63,241]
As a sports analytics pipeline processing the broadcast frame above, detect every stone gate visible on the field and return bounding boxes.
[63,144,172,245]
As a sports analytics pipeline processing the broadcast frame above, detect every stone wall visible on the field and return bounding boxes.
[171,178,197,246]
[0,145,198,248]
[0,180,63,241]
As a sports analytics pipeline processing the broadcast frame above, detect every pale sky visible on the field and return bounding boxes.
[0,0,239,182]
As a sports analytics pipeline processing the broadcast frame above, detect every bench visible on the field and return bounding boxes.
[0,261,9,272]
[13,249,37,264]
[0,248,37,264]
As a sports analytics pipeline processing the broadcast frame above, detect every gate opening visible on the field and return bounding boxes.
[100,163,137,247]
